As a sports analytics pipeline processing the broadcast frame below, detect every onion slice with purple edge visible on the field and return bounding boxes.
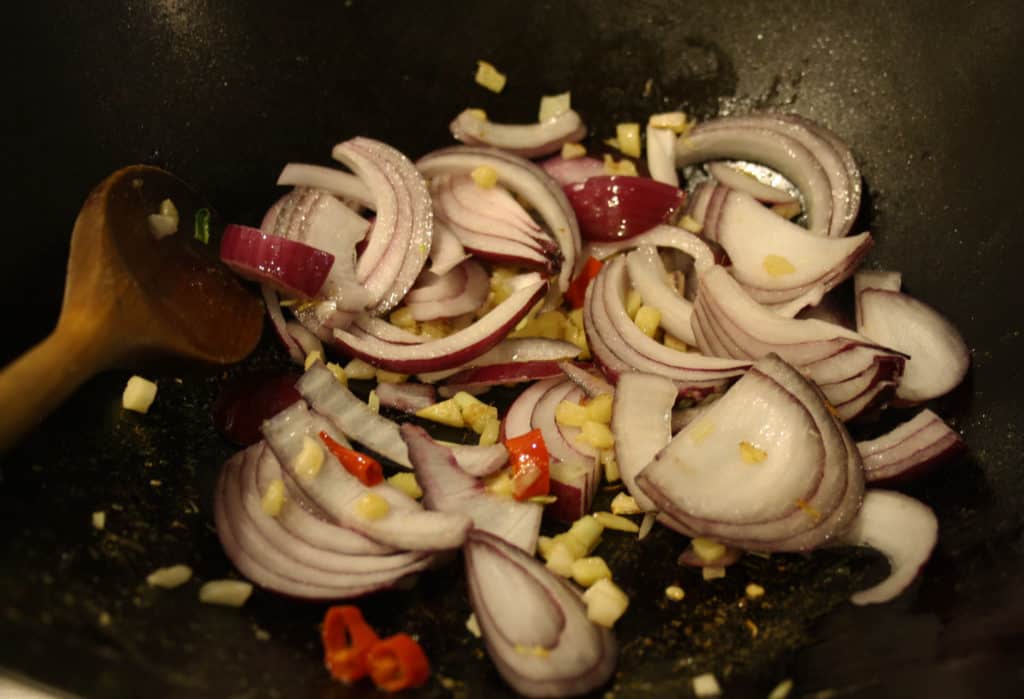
[502,376,561,441]
[612,372,677,512]
[838,490,938,605]
[332,137,433,314]
[401,424,542,554]
[547,459,600,523]
[438,361,571,398]
[583,223,722,269]
[636,354,865,552]
[220,224,334,299]
[463,530,617,698]
[450,108,587,158]
[565,176,686,242]
[417,146,580,292]
[428,218,471,275]
[540,154,605,187]
[261,188,372,312]
[707,162,797,204]
[330,275,548,373]
[856,288,970,403]
[284,321,323,359]
[703,189,872,306]
[419,338,581,384]
[443,442,509,478]
[261,401,471,551]
[404,259,490,321]
[646,124,679,187]
[558,361,614,397]
[262,285,304,364]
[693,265,906,421]
[374,382,437,414]
[857,409,965,484]
[625,245,698,346]
[276,163,374,209]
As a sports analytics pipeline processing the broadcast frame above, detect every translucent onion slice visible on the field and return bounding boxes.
[450,108,587,158]
[612,372,677,512]
[857,409,965,484]
[276,163,374,209]
[707,162,797,204]
[404,259,490,321]
[646,124,679,187]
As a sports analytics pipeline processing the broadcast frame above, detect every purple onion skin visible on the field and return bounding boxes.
[565,176,686,242]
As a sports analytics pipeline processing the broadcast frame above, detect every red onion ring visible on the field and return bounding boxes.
[428,218,471,275]
[438,360,571,398]
[220,224,335,299]
[276,163,374,209]
[540,154,605,186]
[450,108,587,158]
[374,382,437,414]
[707,162,797,204]
[558,361,614,398]
[857,409,965,484]
[419,338,582,384]
[404,259,490,321]
[646,124,679,186]
[611,372,677,512]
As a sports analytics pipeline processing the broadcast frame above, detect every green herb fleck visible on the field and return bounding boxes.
[194,208,211,245]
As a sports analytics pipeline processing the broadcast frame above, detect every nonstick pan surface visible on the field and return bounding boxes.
[2,2,1023,697]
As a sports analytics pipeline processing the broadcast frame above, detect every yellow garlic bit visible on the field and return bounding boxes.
[474,60,506,93]
[739,440,768,464]
[355,492,390,520]
[763,254,796,277]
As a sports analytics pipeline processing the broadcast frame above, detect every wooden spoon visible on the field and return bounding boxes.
[0,165,264,452]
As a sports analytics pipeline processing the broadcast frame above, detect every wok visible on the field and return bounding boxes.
[3,1,1023,697]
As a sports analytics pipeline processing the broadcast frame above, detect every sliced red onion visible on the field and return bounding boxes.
[612,372,677,512]
[839,490,937,605]
[856,288,970,403]
[677,123,834,237]
[585,255,750,397]
[284,320,323,359]
[332,137,432,314]
[636,354,865,551]
[646,124,679,187]
[220,224,334,299]
[428,218,471,275]
[565,176,686,243]
[261,188,372,312]
[350,314,426,345]
[707,162,797,204]
[857,409,965,484]
[694,265,906,421]
[261,401,471,551]
[558,361,614,397]
[401,425,542,554]
[296,363,412,469]
[444,442,509,478]
[420,338,583,384]
[855,269,903,295]
[547,459,600,523]
[502,377,561,441]
[450,108,587,158]
[463,530,617,698]
[404,259,490,321]
[625,245,697,346]
[584,223,720,271]
[532,380,598,465]
[439,361,570,398]
[684,181,714,225]
[374,382,437,414]
[276,163,374,209]
[262,285,305,364]
[540,154,605,186]
[677,542,743,568]
[213,371,302,446]
[418,146,580,292]
[330,275,548,373]
[708,189,872,305]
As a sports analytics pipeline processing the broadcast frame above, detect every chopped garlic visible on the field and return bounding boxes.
[453,391,498,433]
[692,672,722,697]
[355,492,390,520]
[387,472,423,499]
[772,201,802,219]
[418,319,450,338]
[665,585,685,601]
[199,580,253,607]
[625,289,644,318]
[582,579,629,628]
[746,583,766,599]
[375,369,409,384]
[555,400,588,427]
[762,254,796,277]
[539,92,571,122]
[261,479,286,517]
[561,142,586,159]
[475,60,506,93]
[571,556,612,587]
[594,512,640,533]
[768,679,794,699]
[679,214,704,233]
[562,515,604,556]
[649,111,694,134]
[303,350,322,370]
[471,164,499,189]
[634,305,662,337]
[528,494,558,505]
[416,398,466,428]
[159,198,179,219]
[146,564,193,589]
[610,492,642,515]
[581,420,615,449]
[326,362,348,385]
[466,613,482,638]
[739,440,768,464]
[389,306,417,329]
[367,389,380,414]
[691,537,726,564]
[91,511,106,530]
[344,358,376,380]
[602,154,639,176]
[616,123,641,158]
[122,376,158,413]
[466,108,487,122]
[294,435,325,481]
[147,213,178,239]
[702,566,726,581]
[545,541,576,577]
[537,535,556,560]
[584,394,613,424]
[478,418,500,446]
[563,322,590,359]
[664,333,689,352]
[600,448,620,482]
[485,469,515,498]
[638,512,656,540]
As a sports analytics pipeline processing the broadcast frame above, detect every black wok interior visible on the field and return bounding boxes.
[3,1,1023,697]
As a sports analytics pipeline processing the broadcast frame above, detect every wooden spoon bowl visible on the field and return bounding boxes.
[0,165,264,451]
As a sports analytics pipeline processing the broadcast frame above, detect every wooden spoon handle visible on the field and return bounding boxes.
[0,322,111,453]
